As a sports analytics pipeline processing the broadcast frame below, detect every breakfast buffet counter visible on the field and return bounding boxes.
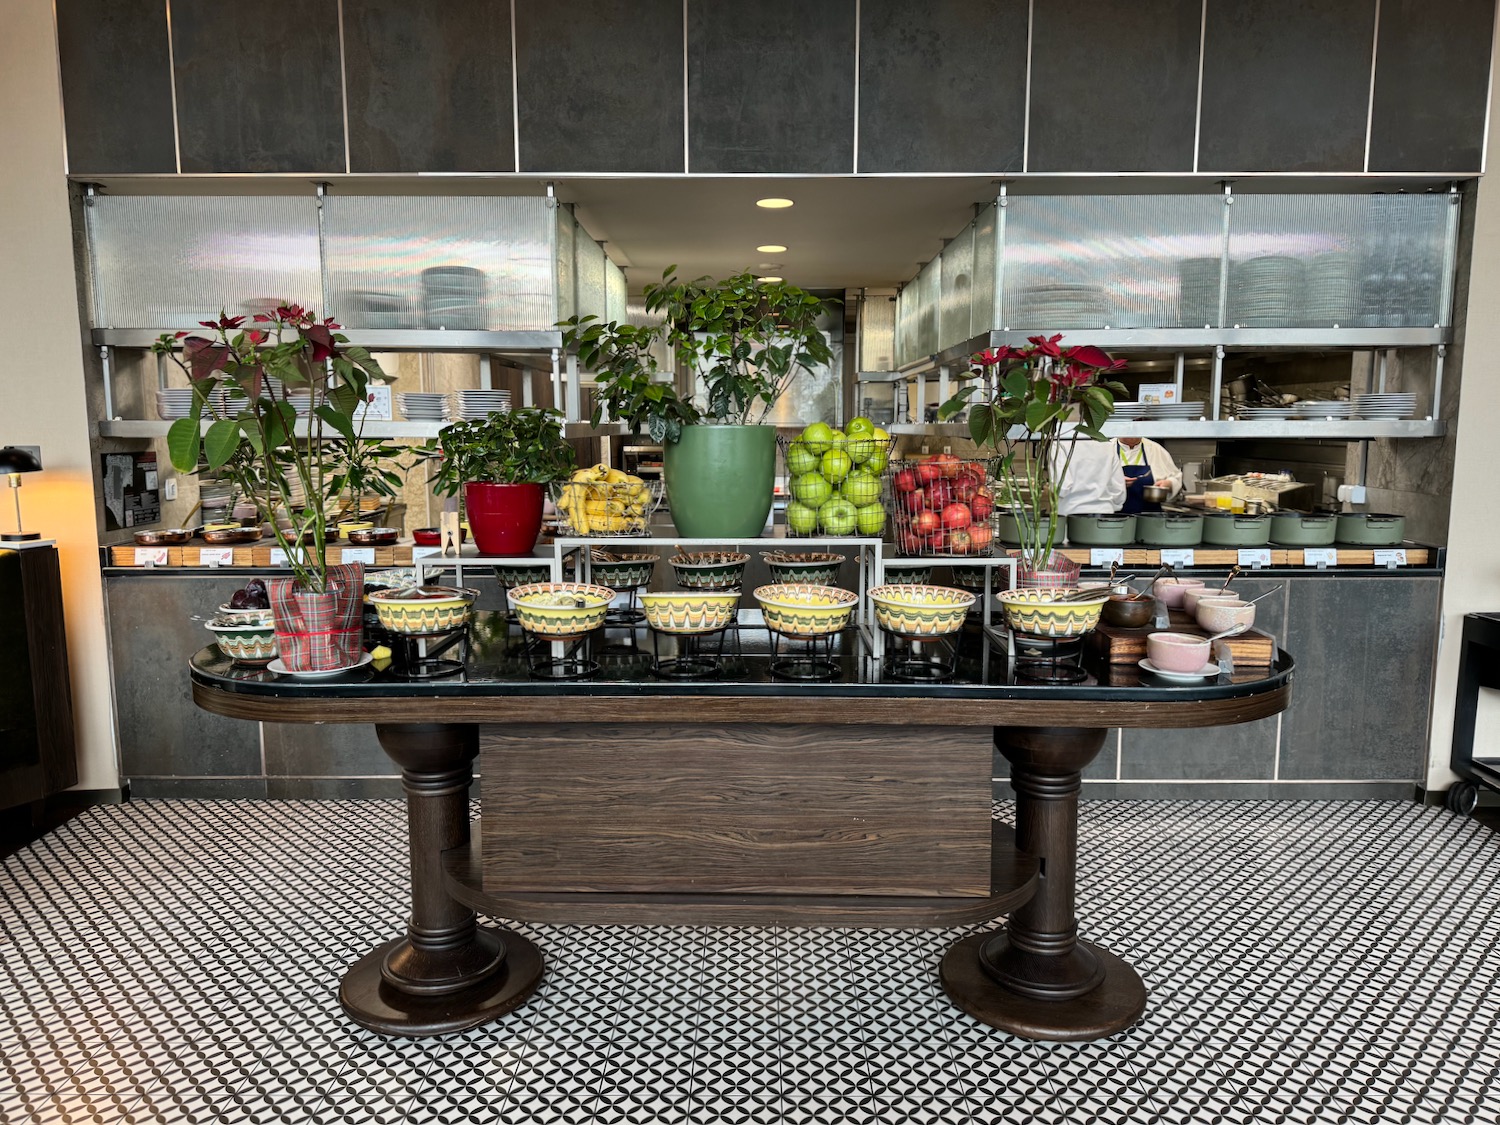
[190,615,1292,1042]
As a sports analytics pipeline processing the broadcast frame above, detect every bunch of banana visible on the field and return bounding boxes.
[555,463,653,534]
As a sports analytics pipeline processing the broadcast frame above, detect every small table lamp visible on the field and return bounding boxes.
[0,446,42,542]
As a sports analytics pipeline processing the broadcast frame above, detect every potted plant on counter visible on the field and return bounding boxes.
[940,334,1126,587]
[425,407,576,556]
[562,269,836,538]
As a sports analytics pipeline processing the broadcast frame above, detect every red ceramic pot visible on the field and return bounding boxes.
[464,481,545,556]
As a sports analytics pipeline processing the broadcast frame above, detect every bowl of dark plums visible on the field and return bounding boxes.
[215,578,274,627]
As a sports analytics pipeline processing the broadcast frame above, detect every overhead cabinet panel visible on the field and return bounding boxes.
[172,0,345,173]
[55,0,177,174]
[1368,0,1495,173]
[1198,0,1376,173]
[516,0,685,172]
[1028,0,1201,173]
[857,0,1026,173]
[343,0,515,173]
[687,0,856,173]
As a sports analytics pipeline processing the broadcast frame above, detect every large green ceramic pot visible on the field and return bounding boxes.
[663,424,776,538]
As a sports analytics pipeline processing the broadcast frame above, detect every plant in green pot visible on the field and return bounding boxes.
[425,407,576,556]
[154,306,390,671]
[940,335,1126,588]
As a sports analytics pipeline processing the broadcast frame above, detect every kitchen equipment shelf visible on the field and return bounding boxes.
[96,419,627,441]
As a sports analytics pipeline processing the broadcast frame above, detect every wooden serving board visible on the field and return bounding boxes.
[1087,618,1276,666]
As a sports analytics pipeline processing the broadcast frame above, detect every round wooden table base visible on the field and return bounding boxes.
[939,932,1147,1042]
[340,928,544,1037]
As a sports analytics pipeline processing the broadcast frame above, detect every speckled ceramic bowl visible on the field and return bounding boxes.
[868,584,976,639]
[639,591,741,634]
[753,583,858,639]
[997,588,1109,638]
[507,582,616,640]
[761,552,846,586]
[670,552,751,591]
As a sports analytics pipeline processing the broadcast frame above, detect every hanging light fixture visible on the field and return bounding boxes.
[0,446,43,542]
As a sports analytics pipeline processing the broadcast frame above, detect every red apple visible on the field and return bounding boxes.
[969,493,995,521]
[893,467,918,493]
[912,509,941,536]
[942,502,973,530]
[916,460,943,485]
[952,475,979,503]
[968,524,994,552]
[926,528,948,552]
[897,529,924,555]
[934,452,961,478]
[947,527,974,554]
[922,481,953,510]
[901,488,925,514]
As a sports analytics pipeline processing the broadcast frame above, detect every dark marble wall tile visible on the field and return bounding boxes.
[266,777,406,800]
[129,777,268,799]
[56,0,177,174]
[516,0,684,172]
[1121,717,1279,780]
[1199,0,1376,172]
[1279,576,1440,780]
[344,0,513,172]
[1368,0,1494,173]
[1029,0,1201,172]
[173,0,345,173]
[857,0,1026,173]
[262,722,391,777]
[687,0,855,173]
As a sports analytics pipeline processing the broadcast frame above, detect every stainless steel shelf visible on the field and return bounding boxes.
[98,419,624,440]
[887,419,1446,440]
[91,327,565,357]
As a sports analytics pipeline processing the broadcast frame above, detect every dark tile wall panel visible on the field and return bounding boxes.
[343,0,514,173]
[55,0,177,174]
[266,777,406,800]
[129,777,268,799]
[262,722,391,778]
[857,0,1026,173]
[1279,575,1440,781]
[687,0,856,173]
[1029,0,1201,172]
[1082,780,1413,800]
[1368,0,1494,173]
[1199,0,1376,173]
[173,0,345,173]
[516,0,684,172]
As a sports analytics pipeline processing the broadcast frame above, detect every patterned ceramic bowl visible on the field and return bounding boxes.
[586,552,660,590]
[507,582,616,640]
[997,588,1110,638]
[491,562,554,589]
[882,566,934,585]
[670,552,751,591]
[867,584,977,639]
[367,586,478,636]
[205,620,278,665]
[761,552,846,585]
[753,583,859,639]
[214,604,274,628]
[949,566,994,591]
[639,591,741,634]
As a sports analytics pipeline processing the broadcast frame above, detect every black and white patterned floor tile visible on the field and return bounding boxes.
[2,799,1498,1124]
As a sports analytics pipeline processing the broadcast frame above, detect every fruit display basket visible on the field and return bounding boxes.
[550,475,664,537]
[779,433,894,539]
[882,456,1000,557]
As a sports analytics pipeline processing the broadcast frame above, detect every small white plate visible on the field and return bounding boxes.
[1139,658,1220,681]
[268,652,374,679]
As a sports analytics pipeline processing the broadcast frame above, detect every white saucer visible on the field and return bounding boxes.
[268,652,374,679]
[1138,658,1220,681]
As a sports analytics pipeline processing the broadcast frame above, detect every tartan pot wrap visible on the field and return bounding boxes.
[269,562,365,671]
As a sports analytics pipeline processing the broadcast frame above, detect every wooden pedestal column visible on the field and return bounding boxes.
[940,726,1147,1042]
[338,723,543,1036]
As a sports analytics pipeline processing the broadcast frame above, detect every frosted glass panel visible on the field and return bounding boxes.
[895,286,917,368]
[1001,196,1225,330]
[1226,194,1449,328]
[915,257,941,357]
[939,223,975,351]
[90,196,321,326]
[574,233,606,322]
[605,259,628,323]
[324,196,554,330]
[971,203,998,341]
[555,204,576,323]
[858,294,897,371]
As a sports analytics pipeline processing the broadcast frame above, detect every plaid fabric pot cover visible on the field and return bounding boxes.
[269,562,365,671]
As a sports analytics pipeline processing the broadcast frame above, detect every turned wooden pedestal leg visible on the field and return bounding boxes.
[339,723,544,1036]
[940,726,1146,1042]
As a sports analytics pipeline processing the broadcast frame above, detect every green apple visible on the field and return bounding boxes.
[792,471,832,507]
[800,421,834,455]
[819,497,858,535]
[827,428,848,450]
[846,415,877,437]
[846,435,877,464]
[865,445,890,474]
[841,469,881,507]
[786,440,819,475]
[786,499,819,534]
[856,502,887,536]
[820,448,853,483]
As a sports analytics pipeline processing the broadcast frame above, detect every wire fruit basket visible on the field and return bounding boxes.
[550,476,664,537]
[780,434,895,539]
[882,456,1000,557]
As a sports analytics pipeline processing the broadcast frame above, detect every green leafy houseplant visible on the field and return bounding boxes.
[153,306,389,592]
[424,407,576,496]
[940,334,1126,574]
[555,316,700,443]
[324,436,410,523]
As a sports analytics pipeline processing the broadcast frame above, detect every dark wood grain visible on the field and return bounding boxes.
[20,550,77,795]
[480,723,991,897]
[446,818,1038,926]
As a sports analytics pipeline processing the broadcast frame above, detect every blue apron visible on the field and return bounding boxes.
[1119,444,1156,514]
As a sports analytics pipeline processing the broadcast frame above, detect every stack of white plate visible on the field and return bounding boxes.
[283,392,322,417]
[1111,401,1150,420]
[398,392,451,422]
[1290,400,1354,419]
[455,389,512,419]
[1139,401,1207,420]
[155,388,196,420]
[1237,405,1296,420]
[1305,253,1360,326]
[206,387,248,414]
[1353,393,1418,419]
[421,266,487,331]
[1010,283,1112,328]
[1177,258,1221,326]
[1230,256,1307,326]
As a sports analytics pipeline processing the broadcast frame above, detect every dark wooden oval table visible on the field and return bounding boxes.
[190,612,1292,1041]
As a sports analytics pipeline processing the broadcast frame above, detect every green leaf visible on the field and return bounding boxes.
[969,408,994,446]
[315,403,356,442]
[203,418,241,470]
[167,417,203,472]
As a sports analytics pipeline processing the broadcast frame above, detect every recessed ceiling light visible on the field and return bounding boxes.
[755,198,794,209]
[757,275,783,283]
[756,244,788,254]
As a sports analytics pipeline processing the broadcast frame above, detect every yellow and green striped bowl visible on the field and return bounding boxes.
[997,588,1109,638]
[368,586,478,636]
[753,583,858,639]
[639,591,741,634]
[507,582,617,640]
[868,584,976,639]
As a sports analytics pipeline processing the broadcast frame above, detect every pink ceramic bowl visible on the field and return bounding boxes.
[1195,598,1255,634]
[1151,578,1206,609]
[1146,631,1211,673]
[1181,586,1235,613]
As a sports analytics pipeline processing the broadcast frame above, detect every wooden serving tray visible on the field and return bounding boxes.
[1087,616,1276,666]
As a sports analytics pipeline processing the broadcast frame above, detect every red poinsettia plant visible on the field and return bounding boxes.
[939,333,1127,571]
[152,305,389,591]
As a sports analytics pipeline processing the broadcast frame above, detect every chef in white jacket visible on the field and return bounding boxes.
[1051,436,1126,515]
[1116,436,1182,513]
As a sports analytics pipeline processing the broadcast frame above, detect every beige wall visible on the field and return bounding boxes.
[1,0,117,789]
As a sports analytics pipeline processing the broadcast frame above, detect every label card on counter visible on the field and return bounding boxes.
[1374,548,1408,568]
[269,547,308,568]
[199,547,235,568]
[1089,547,1125,567]
[341,547,375,565]
[1159,548,1196,568]
[1304,547,1338,569]
[134,547,168,567]
[411,546,443,561]
[1238,548,1272,569]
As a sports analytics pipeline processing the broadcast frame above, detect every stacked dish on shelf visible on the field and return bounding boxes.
[155,388,195,420]
[397,392,451,422]
[455,389,512,419]
[1138,401,1206,420]
[1229,256,1307,326]
[421,265,487,331]
[1177,257,1221,326]
[1353,393,1418,419]
[1304,253,1360,326]
[1236,404,1297,420]
[1010,282,1112,328]
[1289,400,1354,419]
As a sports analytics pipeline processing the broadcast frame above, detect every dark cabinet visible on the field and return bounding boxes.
[0,547,77,811]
